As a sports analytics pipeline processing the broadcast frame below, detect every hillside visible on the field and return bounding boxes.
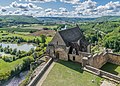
[0,15,120,25]
[37,16,120,23]
[36,17,96,23]
[0,15,40,24]
[94,16,120,22]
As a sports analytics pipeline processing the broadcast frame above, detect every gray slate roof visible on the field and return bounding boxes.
[58,26,88,46]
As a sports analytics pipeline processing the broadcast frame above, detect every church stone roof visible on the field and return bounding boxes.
[58,26,88,46]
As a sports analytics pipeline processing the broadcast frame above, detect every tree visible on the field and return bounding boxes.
[12,48,17,55]
[40,35,46,43]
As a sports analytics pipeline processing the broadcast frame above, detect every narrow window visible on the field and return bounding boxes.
[57,41,58,45]
[73,56,75,61]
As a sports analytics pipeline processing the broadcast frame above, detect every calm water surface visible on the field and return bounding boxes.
[0,43,36,52]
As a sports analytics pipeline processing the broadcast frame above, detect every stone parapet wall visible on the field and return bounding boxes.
[28,58,53,86]
[107,53,120,65]
[85,65,120,83]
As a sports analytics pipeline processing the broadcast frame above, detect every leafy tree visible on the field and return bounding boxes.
[40,35,46,43]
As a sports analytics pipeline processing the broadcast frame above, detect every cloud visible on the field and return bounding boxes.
[21,0,56,3]
[10,1,42,11]
[0,6,10,12]
[1,0,120,17]
[60,0,79,4]
[59,7,67,12]
[96,1,120,14]
[74,0,97,11]
[73,0,120,17]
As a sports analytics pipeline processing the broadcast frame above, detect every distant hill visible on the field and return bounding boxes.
[94,16,120,22]
[36,17,96,23]
[0,15,120,25]
[0,15,40,24]
[37,16,120,23]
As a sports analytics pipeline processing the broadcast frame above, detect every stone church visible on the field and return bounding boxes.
[46,26,90,61]
[46,25,120,69]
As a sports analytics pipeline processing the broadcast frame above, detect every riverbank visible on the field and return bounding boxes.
[2,70,29,86]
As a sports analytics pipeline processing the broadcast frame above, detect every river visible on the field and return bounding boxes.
[2,70,29,86]
[0,43,36,52]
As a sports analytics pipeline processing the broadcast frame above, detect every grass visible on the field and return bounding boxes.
[20,24,58,30]
[0,31,52,43]
[0,56,29,80]
[101,62,120,76]
[0,27,38,32]
[2,24,58,30]
[0,31,34,40]
[42,60,102,86]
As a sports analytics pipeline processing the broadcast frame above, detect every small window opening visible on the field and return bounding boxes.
[73,56,75,61]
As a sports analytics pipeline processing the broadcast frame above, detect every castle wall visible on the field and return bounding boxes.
[69,54,82,63]
[88,52,108,68]
[107,53,120,65]
[69,52,91,63]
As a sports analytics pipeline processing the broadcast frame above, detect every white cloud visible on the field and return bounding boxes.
[10,1,42,11]
[60,0,79,4]
[96,1,120,14]
[73,0,120,17]
[0,6,10,12]
[1,0,120,17]
[22,0,56,3]
[59,7,67,12]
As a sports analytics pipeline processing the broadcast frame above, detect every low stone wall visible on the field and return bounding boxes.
[28,58,53,86]
[85,65,120,83]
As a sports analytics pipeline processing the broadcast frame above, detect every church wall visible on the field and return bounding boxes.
[54,45,68,61]
[46,45,55,57]
[49,32,66,46]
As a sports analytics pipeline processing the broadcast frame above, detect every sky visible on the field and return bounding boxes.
[0,0,120,17]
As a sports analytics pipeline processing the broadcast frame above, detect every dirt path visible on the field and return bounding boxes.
[36,62,55,86]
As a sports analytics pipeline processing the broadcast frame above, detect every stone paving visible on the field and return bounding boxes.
[100,80,117,86]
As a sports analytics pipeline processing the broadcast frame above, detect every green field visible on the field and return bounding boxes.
[101,62,120,76]
[0,31,52,43]
[42,60,102,86]
[20,24,58,29]
[0,24,58,32]
[0,56,34,81]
